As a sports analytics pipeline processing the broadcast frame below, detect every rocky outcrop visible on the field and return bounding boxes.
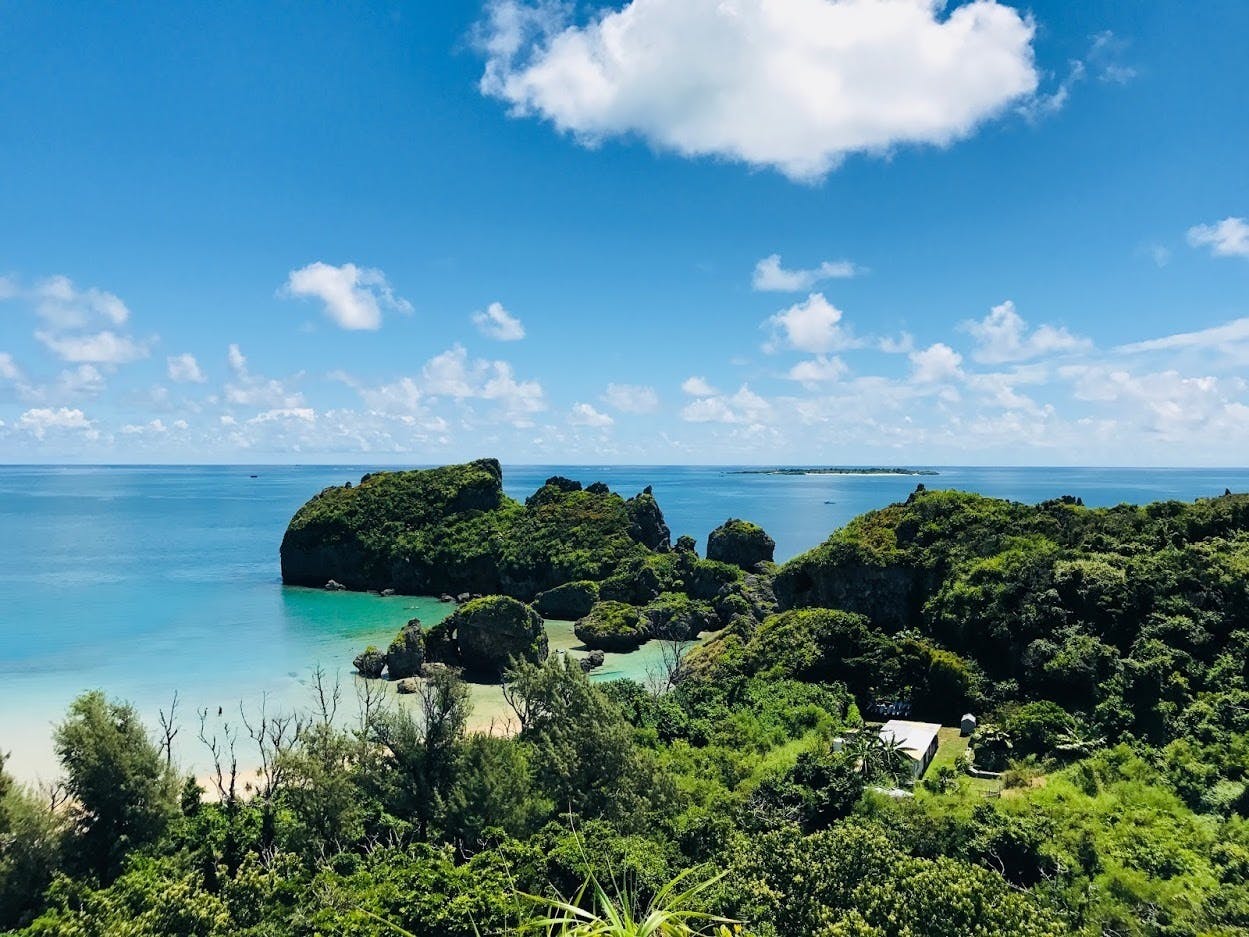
[641,592,716,641]
[353,646,386,678]
[574,601,650,652]
[446,595,548,676]
[707,519,775,570]
[282,460,674,602]
[534,580,600,620]
[579,649,606,672]
[385,619,424,679]
[626,487,671,552]
[712,573,778,637]
[281,459,507,594]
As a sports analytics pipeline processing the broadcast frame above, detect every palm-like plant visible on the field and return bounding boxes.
[519,866,741,936]
[845,731,914,786]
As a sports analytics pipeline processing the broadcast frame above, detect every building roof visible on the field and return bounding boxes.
[879,720,941,761]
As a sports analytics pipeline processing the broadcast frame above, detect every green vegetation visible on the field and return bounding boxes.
[281,461,670,598]
[6,485,1249,935]
[574,601,650,652]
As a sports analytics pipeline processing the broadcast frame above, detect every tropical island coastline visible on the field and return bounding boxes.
[730,466,940,476]
[4,460,1249,936]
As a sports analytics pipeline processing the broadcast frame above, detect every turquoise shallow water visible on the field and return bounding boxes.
[3,463,1249,781]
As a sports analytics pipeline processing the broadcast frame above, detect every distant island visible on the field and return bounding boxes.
[731,466,940,476]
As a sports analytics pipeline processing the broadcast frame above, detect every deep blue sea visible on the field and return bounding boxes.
[3,463,1248,781]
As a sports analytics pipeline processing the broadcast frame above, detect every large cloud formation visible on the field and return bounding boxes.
[480,0,1038,181]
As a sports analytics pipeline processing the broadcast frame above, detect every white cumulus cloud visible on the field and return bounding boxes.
[962,300,1090,363]
[681,376,719,396]
[765,293,859,353]
[479,0,1038,181]
[167,352,206,384]
[910,342,964,383]
[472,301,526,341]
[1187,217,1249,260]
[19,407,95,439]
[568,402,614,427]
[282,262,413,330]
[680,384,771,424]
[752,254,861,291]
[422,344,546,421]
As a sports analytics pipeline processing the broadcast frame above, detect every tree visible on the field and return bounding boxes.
[53,691,177,880]
[370,667,473,839]
[503,656,658,823]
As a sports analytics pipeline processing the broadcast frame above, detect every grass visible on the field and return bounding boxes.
[926,727,969,776]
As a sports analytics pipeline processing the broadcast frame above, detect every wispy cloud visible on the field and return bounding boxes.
[752,254,862,292]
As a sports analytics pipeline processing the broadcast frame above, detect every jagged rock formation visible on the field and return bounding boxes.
[443,595,548,676]
[534,580,600,620]
[707,518,775,570]
[385,619,424,679]
[280,461,674,600]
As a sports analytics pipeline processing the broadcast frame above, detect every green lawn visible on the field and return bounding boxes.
[926,726,969,776]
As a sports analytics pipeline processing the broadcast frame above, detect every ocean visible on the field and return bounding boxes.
[2,463,1247,782]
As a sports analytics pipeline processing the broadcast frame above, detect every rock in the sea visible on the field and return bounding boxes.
[353,646,386,678]
[706,519,776,570]
[575,601,650,652]
[447,595,548,676]
[626,486,672,552]
[439,593,454,603]
[534,580,600,620]
[386,618,425,679]
[456,592,471,604]
[324,579,347,591]
[578,648,607,672]
[380,588,396,597]
[281,459,677,601]
[395,677,421,694]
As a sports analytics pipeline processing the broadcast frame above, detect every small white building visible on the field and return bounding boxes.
[879,720,941,779]
[961,713,978,736]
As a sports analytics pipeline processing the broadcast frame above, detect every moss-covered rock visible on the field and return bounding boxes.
[534,580,599,620]
[385,619,424,679]
[598,553,682,605]
[281,459,509,594]
[687,558,743,601]
[352,646,387,678]
[712,572,778,637]
[281,460,668,600]
[625,486,671,552]
[707,518,775,570]
[640,592,716,640]
[574,601,650,652]
[446,595,547,676]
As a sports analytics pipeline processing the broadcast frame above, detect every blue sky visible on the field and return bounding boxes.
[1,0,1247,465]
